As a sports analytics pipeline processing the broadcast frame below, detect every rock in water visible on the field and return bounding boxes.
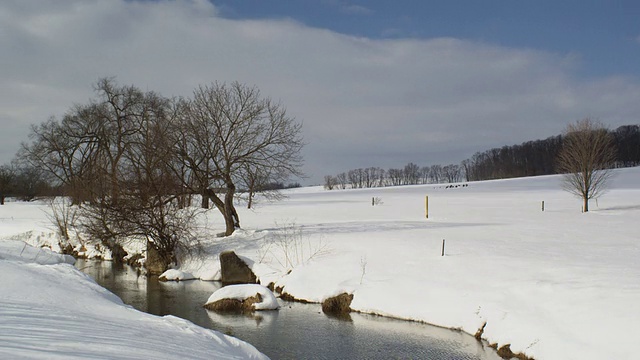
[321,293,353,317]
[219,251,257,285]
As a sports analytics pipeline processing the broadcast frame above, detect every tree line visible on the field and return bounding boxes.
[1,78,303,272]
[324,162,463,190]
[464,124,640,182]
[324,123,639,190]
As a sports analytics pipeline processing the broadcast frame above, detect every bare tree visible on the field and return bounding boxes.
[336,172,347,189]
[442,164,461,183]
[428,164,442,183]
[556,118,617,212]
[19,113,100,204]
[348,169,357,188]
[375,167,386,187]
[403,162,420,185]
[387,168,403,186]
[21,79,202,272]
[76,86,201,271]
[12,164,51,201]
[177,82,304,236]
[239,164,285,209]
[420,166,430,184]
[324,175,337,190]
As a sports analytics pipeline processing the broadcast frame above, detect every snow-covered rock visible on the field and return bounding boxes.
[159,269,196,281]
[204,284,279,311]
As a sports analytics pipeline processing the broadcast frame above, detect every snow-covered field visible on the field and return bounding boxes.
[1,167,639,359]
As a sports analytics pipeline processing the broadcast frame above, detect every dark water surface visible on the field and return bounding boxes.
[76,259,501,360]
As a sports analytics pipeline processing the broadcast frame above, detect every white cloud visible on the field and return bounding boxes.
[1,0,640,183]
[339,4,373,16]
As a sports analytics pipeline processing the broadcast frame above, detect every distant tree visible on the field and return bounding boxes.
[336,172,347,189]
[403,162,420,185]
[387,168,403,186]
[375,167,386,187]
[420,166,431,184]
[556,118,617,212]
[347,168,365,188]
[0,164,15,205]
[442,164,461,183]
[324,175,337,190]
[239,165,286,209]
[429,164,443,183]
[19,113,100,204]
[12,164,51,201]
[460,160,472,182]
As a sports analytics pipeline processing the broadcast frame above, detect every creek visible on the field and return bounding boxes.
[76,259,501,360]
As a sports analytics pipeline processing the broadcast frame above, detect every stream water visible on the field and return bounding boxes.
[76,259,502,360]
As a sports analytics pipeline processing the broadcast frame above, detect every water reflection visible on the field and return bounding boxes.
[76,259,501,360]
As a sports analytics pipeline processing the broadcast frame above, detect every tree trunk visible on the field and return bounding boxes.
[201,189,209,209]
[205,189,235,237]
[223,185,237,236]
[583,197,589,212]
[247,191,253,209]
[0,194,4,205]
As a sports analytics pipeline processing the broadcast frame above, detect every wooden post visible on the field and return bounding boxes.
[425,195,429,219]
[441,239,445,256]
[541,201,545,212]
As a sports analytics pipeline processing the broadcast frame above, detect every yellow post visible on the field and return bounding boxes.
[425,195,429,219]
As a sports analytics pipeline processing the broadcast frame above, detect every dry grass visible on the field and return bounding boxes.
[496,344,535,360]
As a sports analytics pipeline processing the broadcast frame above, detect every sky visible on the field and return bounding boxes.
[1,0,639,184]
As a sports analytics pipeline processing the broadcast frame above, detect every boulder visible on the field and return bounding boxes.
[321,293,353,317]
[219,251,257,285]
[204,294,263,313]
[145,243,167,275]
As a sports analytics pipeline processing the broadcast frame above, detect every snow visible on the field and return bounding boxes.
[213,167,640,360]
[0,238,75,265]
[205,284,280,311]
[0,240,268,360]
[2,166,640,359]
[159,268,196,281]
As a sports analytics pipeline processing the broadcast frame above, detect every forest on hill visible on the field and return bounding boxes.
[324,124,640,189]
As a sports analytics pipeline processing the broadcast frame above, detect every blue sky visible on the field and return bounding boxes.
[1,0,640,183]
[212,0,640,78]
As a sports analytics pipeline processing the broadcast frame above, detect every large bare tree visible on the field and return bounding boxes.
[21,79,200,272]
[21,78,303,270]
[556,118,617,212]
[176,82,304,236]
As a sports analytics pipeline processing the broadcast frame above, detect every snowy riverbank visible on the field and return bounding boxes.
[2,167,639,359]
[0,240,267,359]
